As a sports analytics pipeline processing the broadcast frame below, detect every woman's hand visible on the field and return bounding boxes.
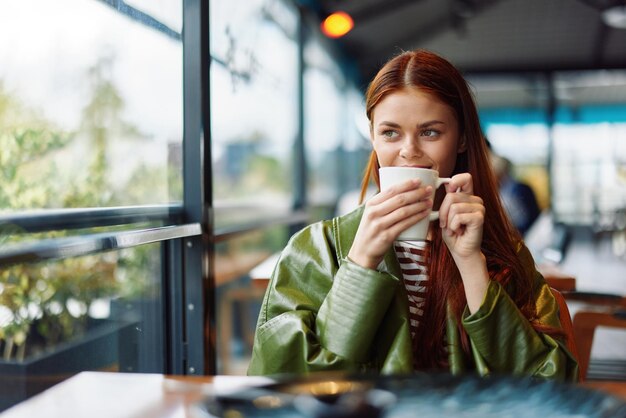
[438,173,485,259]
[438,172,489,313]
[347,178,433,270]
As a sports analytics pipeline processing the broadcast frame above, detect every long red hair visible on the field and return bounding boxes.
[361,49,545,369]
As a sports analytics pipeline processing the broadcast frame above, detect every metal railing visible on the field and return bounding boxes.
[0,223,202,267]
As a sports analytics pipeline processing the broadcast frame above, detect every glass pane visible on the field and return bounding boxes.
[0,0,183,212]
[551,69,626,226]
[210,0,299,228]
[304,37,345,209]
[552,123,626,225]
[485,123,550,210]
[0,242,164,410]
[334,88,372,217]
[214,225,290,375]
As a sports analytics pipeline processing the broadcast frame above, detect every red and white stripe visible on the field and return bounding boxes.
[394,241,430,339]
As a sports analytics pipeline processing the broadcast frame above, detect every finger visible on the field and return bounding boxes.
[367,180,422,211]
[371,178,423,204]
[446,201,485,223]
[445,173,473,194]
[447,210,485,233]
[369,185,433,218]
[367,199,434,235]
[439,193,483,228]
[387,206,434,237]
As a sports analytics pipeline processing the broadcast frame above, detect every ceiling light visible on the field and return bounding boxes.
[602,5,626,29]
[321,11,354,38]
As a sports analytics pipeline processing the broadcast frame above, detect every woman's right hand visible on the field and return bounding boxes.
[347,178,433,270]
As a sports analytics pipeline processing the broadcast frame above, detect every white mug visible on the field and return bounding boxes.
[378,167,451,241]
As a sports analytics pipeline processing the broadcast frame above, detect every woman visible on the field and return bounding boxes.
[247,49,579,381]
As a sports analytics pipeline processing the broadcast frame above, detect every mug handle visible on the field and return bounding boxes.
[429,177,451,221]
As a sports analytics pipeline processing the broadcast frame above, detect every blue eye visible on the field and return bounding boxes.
[381,130,398,139]
[422,129,439,138]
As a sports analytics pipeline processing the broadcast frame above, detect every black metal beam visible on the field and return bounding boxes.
[97,0,181,41]
[181,0,210,376]
[0,205,183,233]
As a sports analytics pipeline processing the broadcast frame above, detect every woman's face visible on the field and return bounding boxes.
[370,87,463,179]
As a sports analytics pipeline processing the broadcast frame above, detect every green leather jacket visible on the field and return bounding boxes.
[248,207,579,381]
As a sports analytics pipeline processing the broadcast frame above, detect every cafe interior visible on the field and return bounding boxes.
[1,0,626,416]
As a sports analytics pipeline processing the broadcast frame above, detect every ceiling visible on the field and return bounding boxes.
[308,0,626,84]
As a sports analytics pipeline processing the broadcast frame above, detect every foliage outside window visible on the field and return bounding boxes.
[210,0,299,228]
[0,0,181,369]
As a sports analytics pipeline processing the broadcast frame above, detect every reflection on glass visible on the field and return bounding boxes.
[552,123,626,225]
[214,225,289,375]
[485,124,550,211]
[210,0,298,228]
[304,37,344,208]
[0,0,183,212]
[480,68,626,227]
[0,242,163,409]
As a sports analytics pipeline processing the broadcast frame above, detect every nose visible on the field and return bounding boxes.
[399,138,422,160]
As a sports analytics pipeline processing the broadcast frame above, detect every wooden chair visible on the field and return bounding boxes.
[572,310,626,381]
[541,264,626,381]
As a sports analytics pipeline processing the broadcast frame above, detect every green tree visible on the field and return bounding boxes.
[0,55,162,361]
[0,81,73,210]
[64,54,147,207]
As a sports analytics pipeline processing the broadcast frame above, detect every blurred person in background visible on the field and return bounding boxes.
[491,153,541,236]
[248,49,578,382]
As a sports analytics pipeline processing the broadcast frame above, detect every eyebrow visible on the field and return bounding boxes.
[377,120,445,128]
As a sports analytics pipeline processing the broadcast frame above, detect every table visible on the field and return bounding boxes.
[249,252,279,289]
[1,372,625,418]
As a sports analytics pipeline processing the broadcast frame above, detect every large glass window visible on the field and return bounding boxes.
[0,0,189,411]
[209,0,301,375]
[475,70,626,227]
[0,0,183,212]
[210,0,299,228]
[483,123,551,210]
[551,70,626,226]
[304,36,345,212]
[0,241,166,410]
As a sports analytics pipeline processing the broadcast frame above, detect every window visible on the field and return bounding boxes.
[210,0,299,228]
[0,0,183,211]
[304,36,345,210]
[0,0,198,411]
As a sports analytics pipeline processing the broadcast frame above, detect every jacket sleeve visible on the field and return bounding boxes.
[247,221,400,376]
[460,245,580,382]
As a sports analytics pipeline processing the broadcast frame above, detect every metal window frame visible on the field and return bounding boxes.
[0,205,184,233]
[0,223,201,267]
[181,0,211,375]
[0,0,314,379]
[0,0,205,378]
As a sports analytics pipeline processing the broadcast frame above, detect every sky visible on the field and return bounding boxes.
[0,0,183,143]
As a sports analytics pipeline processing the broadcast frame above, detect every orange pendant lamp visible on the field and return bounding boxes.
[321,11,354,38]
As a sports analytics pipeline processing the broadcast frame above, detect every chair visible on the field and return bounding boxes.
[541,264,626,381]
[572,310,626,381]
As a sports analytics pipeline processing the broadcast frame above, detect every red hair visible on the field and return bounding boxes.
[361,49,547,369]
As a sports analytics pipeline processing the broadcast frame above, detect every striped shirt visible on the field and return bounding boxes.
[394,240,430,340]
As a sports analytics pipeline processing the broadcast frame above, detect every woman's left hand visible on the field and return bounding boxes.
[437,173,485,261]
[438,172,490,314]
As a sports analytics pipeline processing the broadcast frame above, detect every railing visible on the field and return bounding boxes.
[0,204,184,233]
[0,223,202,267]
